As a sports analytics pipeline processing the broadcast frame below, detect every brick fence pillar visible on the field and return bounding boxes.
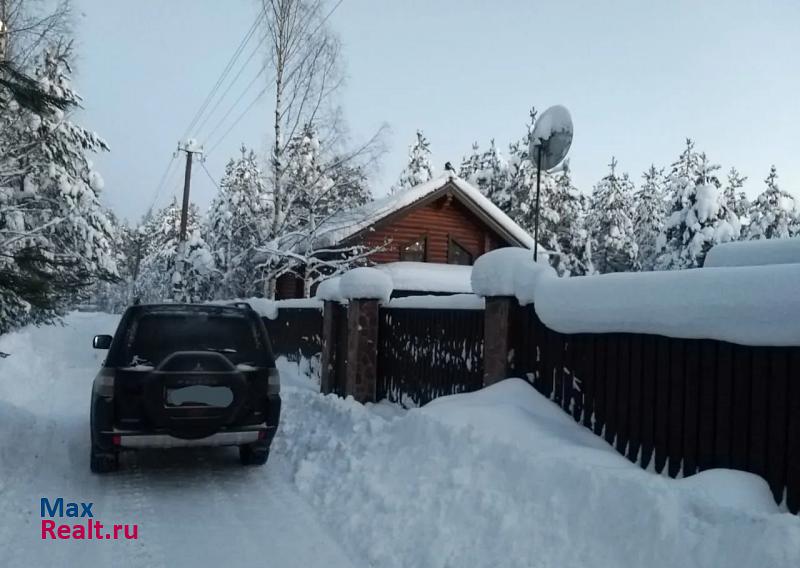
[320,300,337,395]
[483,296,514,387]
[344,298,379,403]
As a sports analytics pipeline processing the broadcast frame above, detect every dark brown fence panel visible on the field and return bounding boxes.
[697,340,717,472]
[262,308,323,362]
[787,351,800,513]
[715,342,733,469]
[749,348,770,480]
[654,337,670,474]
[376,308,484,406]
[731,347,751,471]
[683,340,701,477]
[639,335,657,469]
[628,335,643,463]
[767,349,790,503]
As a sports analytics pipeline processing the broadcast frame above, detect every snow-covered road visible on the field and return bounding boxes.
[0,312,359,568]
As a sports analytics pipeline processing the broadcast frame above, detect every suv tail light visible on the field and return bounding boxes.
[95,369,115,398]
[267,368,280,395]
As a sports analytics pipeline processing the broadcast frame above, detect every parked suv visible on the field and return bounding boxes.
[89,303,280,473]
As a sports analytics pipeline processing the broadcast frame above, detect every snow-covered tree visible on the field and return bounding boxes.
[136,198,215,303]
[469,139,508,204]
[551,161,593,276]
[205,146,272,299]
[392,130,433,193]
[257,124,375,297]
[458,142,481,181]
[586,157,638,273]
[722,167,749,238]
[633,165,666,270]
[746,165,799,240]
[1,43,117,332]
[656,141,739,270]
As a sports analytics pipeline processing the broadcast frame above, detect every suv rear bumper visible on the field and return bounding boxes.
[111,425,275,448]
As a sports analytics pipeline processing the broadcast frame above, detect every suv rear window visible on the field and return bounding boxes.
[121,312,268,367]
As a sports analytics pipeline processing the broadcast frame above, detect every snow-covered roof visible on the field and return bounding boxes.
[375,262,472,294]
[314,174,543,252]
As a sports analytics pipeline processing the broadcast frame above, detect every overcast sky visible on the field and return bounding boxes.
[73,0,800,222]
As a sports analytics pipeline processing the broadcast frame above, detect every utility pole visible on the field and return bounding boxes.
[176,140,203,241]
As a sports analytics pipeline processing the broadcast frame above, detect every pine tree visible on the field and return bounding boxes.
[137,198,215,303]
[458,142,481,181]
[723,167,749,238]
[746,165,799,240]
[392,130,433,193]
[551,161,592,276]
[205,145,273,299]
[633,165,666,270]
[1,43,117,332]
[656,140,738,270]
[471,139,508,204]
[586,157,638,273]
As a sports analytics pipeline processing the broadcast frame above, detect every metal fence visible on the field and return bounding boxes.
[376,307,484,406]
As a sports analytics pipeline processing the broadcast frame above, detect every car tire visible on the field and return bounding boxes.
[239,443,269,466]
[90,447,119,474]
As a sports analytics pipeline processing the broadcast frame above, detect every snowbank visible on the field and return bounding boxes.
[376,262,472,294]
[276,376,800,568]
[704,237,800,268]
[534,263,800,346]
[339,267,393,301]
[384,293,484,310]
[471,247,555,300]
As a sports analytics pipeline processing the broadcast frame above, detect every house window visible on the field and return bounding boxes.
[400,235,427,262]
[448,237,474,265]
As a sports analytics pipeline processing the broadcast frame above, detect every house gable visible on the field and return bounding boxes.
[344,189,511,264]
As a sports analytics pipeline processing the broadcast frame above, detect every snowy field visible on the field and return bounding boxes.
[1,313,799,567]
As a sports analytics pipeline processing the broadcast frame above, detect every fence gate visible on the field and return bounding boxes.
[377,308,484,406]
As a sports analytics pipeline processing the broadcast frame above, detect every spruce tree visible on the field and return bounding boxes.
[205,145,272,299]
[723,167,749,238]
[551,161,592,276]
[656,141,738,269]
[633,165,666,271]
[746,166,799,240]
[471,139,508,204]
[392,130,434,193]
[458,142,481,181]
[586,157,638,273]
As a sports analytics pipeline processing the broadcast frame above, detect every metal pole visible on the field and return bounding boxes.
[533,145,543,262]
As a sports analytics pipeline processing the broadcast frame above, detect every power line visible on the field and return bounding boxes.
[203,0,345,157]
[193,29,268,139]
[180,12,264,142]
[200,160,221,191]
[146,155,178,216]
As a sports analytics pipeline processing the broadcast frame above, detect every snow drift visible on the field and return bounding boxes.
[277,375,800,568]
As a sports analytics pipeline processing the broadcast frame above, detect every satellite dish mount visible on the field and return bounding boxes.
[528,105,574,261]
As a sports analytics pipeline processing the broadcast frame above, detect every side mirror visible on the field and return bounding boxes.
[92,335,113,350]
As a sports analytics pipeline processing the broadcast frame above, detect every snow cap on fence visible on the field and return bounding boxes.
[704,237,800,268]
[339,267,393,302]
[534,263,800,346]
[471,247,556,303]
[315,276,344,302]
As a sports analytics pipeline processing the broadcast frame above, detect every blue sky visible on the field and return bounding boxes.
[74,0,800,222]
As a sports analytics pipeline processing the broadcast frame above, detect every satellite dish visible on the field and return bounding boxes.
[529,105,573,171]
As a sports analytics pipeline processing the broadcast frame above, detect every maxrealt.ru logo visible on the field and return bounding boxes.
[40,497,138,540]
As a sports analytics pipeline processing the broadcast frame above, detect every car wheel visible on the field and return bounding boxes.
[90,447,119,473]
[239,443,269,466]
